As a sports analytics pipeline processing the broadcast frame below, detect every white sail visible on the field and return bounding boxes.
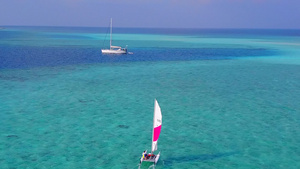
[151,99,162,153]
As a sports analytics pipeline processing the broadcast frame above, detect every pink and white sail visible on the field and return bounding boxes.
[151,99,162,153]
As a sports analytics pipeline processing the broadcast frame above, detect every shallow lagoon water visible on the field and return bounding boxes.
[0,27,300,169]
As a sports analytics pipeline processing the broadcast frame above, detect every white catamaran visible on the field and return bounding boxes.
[101,18,128,54]
[139,99,162,166]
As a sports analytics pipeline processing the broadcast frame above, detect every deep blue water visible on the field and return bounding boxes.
[0,45,276,69]
[0,26,284,69]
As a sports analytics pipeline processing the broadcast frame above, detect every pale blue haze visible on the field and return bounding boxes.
[0,0,300,28]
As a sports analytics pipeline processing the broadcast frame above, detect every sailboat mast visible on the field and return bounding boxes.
[110,18,112,49]
[151,99,156,153]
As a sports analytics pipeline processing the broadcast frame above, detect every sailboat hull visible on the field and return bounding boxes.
[101,49,127,54]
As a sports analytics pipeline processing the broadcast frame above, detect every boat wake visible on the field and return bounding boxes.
[148,164,155,169]
[137,164,156,169]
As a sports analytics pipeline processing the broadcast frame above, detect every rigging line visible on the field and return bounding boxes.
[102,21,111,49]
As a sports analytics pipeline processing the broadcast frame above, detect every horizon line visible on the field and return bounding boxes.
[1,25,300,30]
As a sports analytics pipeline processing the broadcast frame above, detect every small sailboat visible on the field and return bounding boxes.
[101,18,128,54]
[139,99,162,166]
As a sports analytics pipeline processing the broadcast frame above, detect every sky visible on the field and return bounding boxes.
[0,0,299,29]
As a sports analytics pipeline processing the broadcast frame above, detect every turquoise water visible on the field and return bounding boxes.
[0,27,300,168]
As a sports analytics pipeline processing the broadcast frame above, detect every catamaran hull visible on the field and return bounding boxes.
[155,152,160,164]
[101,49,127,54]
[140,152,160,165]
